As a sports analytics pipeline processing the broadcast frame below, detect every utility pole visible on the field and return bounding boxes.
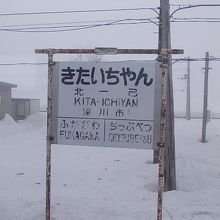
[201,52,211,143]
[186,57,191,120]
[154,0,176,192]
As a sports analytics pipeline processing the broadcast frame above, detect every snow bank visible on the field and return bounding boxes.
[0,113,219,219]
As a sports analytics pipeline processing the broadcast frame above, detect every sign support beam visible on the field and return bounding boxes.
[36,47,183,220]
[35,48,183,55]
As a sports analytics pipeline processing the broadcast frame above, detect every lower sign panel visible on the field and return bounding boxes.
[57,117,153,149]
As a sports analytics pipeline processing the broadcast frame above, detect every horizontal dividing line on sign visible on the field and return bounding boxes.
[58,116,153,122]
[99,90,109,93]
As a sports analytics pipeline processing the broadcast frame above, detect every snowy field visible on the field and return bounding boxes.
[0,113,220,220]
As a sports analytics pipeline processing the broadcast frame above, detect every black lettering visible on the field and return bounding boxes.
[135,67,153,86]
[61,67,75,85]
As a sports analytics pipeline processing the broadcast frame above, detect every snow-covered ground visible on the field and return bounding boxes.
[0,113,219,220]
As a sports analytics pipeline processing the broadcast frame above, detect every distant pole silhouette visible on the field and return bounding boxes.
[186,57,191,120]
[201,52,211,143]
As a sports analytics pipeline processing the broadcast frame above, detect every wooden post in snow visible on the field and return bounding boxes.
[157,49,169,220]
[45,53,54,220]
[186,57,191,120]
[201,52,211,143]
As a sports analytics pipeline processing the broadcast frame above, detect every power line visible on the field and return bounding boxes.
[171,16,220,23]
[0,19,158,33]
[170,4,220,17]
[0,7,159,17]
[172,58,220,64]
[3,16,220,30]
[170,4,192,7]
[171,17,220,22]
[172,17,220,20]
[0,20,145,31]
[0,21,157,33]
[0,19,128,28]
[1,57,220,66]
[0,17,158,29]
[1,5,220,33]
[0,62,47,66]
[4,18,219,31]
[6,4,218,19]
[171,20,220,23]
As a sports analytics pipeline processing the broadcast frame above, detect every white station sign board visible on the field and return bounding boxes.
[51,61,161,149]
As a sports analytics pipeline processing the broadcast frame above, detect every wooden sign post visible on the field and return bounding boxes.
[157,49,169,220]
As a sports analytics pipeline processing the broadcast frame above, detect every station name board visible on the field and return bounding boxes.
[51,61,161,149]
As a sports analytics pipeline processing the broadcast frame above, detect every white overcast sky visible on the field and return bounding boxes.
[0,0,219,57]
[0,0,220,112]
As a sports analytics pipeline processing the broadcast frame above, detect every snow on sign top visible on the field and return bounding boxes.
[51,60,161,149]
